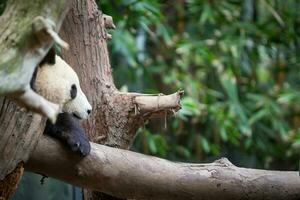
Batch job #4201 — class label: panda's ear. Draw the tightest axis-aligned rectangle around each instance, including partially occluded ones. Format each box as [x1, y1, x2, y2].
[39, 47, 56, 67]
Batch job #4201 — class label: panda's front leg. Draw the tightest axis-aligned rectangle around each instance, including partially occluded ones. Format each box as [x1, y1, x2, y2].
[44, 113, 91, 156]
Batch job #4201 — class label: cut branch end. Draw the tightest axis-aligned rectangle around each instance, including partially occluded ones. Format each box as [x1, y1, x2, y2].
[134, 90, 184, 118]
[33, 16, 69, 49]
[103, 14, 116, 30]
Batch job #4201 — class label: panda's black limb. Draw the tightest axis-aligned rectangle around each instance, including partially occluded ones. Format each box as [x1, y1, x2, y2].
[44, 113, 91, 156]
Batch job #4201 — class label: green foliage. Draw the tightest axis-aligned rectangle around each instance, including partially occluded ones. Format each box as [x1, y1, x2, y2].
[100, 0, 300, 169]
[0, 0, 7, 15]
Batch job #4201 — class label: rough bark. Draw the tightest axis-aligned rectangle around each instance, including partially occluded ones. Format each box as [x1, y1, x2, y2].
[59, 0, 182, 199]
[2, 1, 299, 200]
[0, 0, 70, 180]
[26, 135, 300, 200]
[0, 0, 70, 199]
[0, 163, 23, 200]
[59, 0, 181, 148]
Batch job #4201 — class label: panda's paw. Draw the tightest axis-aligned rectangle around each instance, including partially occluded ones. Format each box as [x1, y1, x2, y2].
[44, 113, 91, 156]
[67, 134, 91, 156]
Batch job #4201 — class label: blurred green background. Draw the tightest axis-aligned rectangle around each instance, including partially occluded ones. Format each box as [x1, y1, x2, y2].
[1, 0, 299, 199]
[103, 0, 300, 170]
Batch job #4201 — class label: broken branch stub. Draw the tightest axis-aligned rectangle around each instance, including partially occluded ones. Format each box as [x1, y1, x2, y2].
[103, 14, 116, 30]
[102, 14, 115, 40]
[33, 16, 70, 50]
[134, 90, 184, 118]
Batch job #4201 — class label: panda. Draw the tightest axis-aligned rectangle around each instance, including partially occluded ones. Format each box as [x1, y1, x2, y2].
[31, 47, 92, 156]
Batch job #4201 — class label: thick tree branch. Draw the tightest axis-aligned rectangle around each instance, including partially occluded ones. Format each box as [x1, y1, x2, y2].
[0, 0, 70, 120]
[26, 135, 300, 200]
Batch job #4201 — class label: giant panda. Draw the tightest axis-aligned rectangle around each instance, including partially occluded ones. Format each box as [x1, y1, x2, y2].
[31, 47, 92, 156]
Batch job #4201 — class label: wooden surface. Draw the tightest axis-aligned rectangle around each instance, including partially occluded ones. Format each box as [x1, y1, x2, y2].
[59, 1, 182, 199]
[0, 98, 44, 180]
[26, 135, 300, 200]
[0, 0, 70, 198]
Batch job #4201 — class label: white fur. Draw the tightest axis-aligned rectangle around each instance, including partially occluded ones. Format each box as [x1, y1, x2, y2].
[35, 55, 92, 119]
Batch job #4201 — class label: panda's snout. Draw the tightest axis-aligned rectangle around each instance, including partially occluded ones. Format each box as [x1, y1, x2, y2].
[87, 109, 92, 115]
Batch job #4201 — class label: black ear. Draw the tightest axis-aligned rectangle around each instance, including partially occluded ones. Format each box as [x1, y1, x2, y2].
[39, 47, 56, 67]
[70, 84, 77, 99]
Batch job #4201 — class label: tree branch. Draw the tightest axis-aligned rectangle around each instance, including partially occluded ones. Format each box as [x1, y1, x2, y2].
[133, 90, 183, 118]
[0, 0, 70, 120]
[26, 135, 300, 200]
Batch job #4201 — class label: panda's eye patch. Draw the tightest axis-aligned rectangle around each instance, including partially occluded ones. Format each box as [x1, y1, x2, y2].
[70, 84, 77, 99]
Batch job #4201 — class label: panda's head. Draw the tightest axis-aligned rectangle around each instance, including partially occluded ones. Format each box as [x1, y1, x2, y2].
[35, 54, 92, 120]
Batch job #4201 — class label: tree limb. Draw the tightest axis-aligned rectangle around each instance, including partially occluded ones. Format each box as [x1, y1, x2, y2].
[133, 90, 183, 118]
[26, 135, 300, 200]
[0, 0, 70, 121]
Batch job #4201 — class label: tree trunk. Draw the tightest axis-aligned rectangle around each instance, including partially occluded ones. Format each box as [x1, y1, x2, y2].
[59, 0, 181, 199]
[0, 0, 180, 198]
[0, 0, 70, 199]
[2, 0, 300, 199]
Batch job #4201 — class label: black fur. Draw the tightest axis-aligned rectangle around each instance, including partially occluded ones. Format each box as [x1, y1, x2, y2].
[44, 113, 91, 156]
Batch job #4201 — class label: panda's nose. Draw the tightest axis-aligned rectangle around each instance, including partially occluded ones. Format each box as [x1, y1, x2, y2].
[87, 109, 92, 115]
